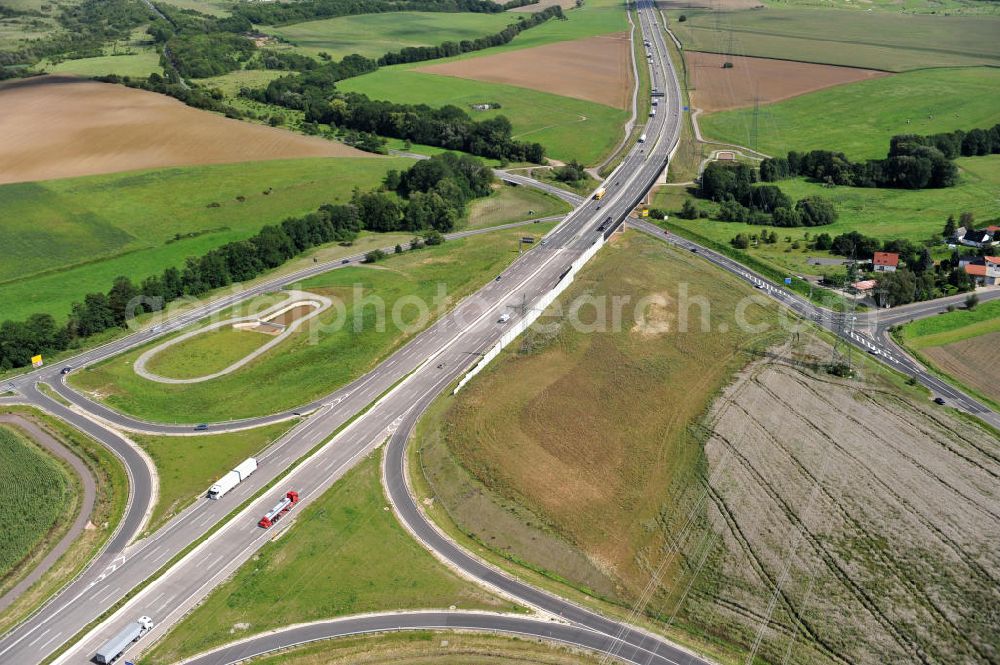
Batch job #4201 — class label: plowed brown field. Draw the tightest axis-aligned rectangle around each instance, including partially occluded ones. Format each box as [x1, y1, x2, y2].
[416, 33, 632, 109]
[921, 331, 1000, 404]
[0, 76, 369, 185]
[686, 51, 887, 112]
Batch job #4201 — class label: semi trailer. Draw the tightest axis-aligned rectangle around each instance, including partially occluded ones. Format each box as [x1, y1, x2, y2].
[94, 616, 153, 664]
[208, 457, 258, 499]
[258, 490, 299, 528]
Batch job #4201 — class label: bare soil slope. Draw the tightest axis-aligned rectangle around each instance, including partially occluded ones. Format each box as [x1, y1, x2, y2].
[0, 76, 369, 185]
[416, 33, 632, 109]
[686, 52, 887, 112]
[921, 331, 1000, 405]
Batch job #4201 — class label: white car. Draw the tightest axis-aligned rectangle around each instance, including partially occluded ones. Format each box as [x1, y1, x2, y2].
[498, 313, 511, 324]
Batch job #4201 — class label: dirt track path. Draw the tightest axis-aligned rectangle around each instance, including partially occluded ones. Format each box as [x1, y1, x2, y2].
[0, 414, 96, 613]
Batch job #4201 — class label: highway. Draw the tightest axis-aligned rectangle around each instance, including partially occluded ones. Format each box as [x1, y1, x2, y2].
[0, 3, 689, 662]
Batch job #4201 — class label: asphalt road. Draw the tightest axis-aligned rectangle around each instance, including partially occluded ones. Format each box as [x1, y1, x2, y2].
[182, 612, 704, 665]
[0, 2, 694, 662]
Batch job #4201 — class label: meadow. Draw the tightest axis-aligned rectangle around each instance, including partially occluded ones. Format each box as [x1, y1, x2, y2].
[69, 223, 556, 423]
[898, 300, 1000, 349]
[668, 6, 1000, 71]
[465, 183, 571, 229]
[42, 51, 162, 78]
[698, 67, 1000, 160]
[263, 11, 515, 61]
[143, 450, 509, 665]
[339, 69, 628, 165]
[0, 425, 74, 594]
[144, 326, 276, 380]
[661, 155, 1000, 279]
[0, 156, 409, 322]
[133, 420, 297, 535]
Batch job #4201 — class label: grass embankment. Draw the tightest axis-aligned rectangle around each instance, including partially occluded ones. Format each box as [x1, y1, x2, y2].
[245, 632, 619, 665]
[133, 421, 299, 536]
[659, 154, 1000, 280]
[0, 426, 76, 594]
[668, 6, 1000, 71]
[143, 450, 511, 665]
[465, 183, 571, 229]
[70, 222, 556, 423]
[0, 407, 127, 636]
[263, 11, 516, 61]
[339, 69, 628, 166]
[0, 157, 410, 322]
[698, 67, 1000, 160]
[144, 326, 275, 380]
[414, 230, 785, 662]
[895, 300, 1000, 407]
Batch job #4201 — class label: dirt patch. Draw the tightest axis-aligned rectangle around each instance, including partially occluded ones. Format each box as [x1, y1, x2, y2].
[657, 0, 763, 8]
[268, 304, 319, 326]
[920, 331, 1000, 404]
[685, 51, 888, 112]
[0, 75, 371, 185]
[509, 0, 579, 11]
[415, 33, 632, 109]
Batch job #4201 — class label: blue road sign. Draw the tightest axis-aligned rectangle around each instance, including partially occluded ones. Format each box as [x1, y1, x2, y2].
[784, 277, 793, 285]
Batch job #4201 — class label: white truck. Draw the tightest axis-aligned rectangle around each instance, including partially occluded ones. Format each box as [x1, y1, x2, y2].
[639, 133, 647, 143]
[208, 457, 258, 499]
[94, 616, 153, 664]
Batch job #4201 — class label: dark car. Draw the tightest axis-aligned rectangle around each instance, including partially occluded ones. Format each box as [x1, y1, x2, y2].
[933, 397, 946, 405]
[60, 366, 72, 375]
[194, 424, 208, 431]
[341, 258, 350, 264]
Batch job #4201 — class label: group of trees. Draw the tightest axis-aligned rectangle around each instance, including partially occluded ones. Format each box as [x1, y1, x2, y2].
[378, 6, 562, 65]
[0, 0, 148, 72]
[0, 153, 495, 371]
[700, 162, 837, 227]
[165, 32, 256, 78]
[758, 125, 1000, 190]
[232, 0, 521, 24]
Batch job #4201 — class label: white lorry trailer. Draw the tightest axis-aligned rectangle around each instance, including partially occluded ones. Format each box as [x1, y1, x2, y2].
[94, 616, 153, 664]
[208, 457, 258, 499]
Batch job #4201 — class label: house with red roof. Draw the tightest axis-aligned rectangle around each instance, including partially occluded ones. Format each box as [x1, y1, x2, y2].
[872, 251, 899, 273]
[962, 256, 1000, 286]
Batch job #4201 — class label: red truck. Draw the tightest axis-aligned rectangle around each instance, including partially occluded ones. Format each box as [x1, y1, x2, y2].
[258, 491, 299, 528]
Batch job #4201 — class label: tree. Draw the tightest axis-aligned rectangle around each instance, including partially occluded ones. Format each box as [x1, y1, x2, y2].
[363, 249, 387, 263]
[966, 293, 979, 310]
[678, 199, 698, 220]
[943, 214, 957, 239]
[730, 233, 750, 249]
[795, 196, 837, 226]
[813, 232, 833, 250]
[395, 244, 403, 254]
[107, 276, 139, 327]
[959, 211, 975, 228]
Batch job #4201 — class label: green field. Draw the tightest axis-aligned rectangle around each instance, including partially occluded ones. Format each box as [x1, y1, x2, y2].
[339, 69, 628, 165]
[669, 6, 1000, 71]
[699, 67, 1000, 161]
[196, 69, 287, 96]
[264, 12, 515, 61]
[143, 450, 510, 665]
[69, 222, 556, 422]
[0, 156, 409, 322]
[42, 51, 162, 78]
[144, 326, 276, 380]
[159, 0, 232, 16]
[898, 300, 1000, 349]
[465, 182, 571, 229]
[661, 154, 1000, 279]
[133, 420, 297, 534]
[0, 425, 74, 592]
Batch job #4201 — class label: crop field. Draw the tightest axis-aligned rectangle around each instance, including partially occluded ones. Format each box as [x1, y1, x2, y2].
[263, 12, 515, 61]
[417, 32, 633, 109]
[339, 69, 628, 165]
[415, 231, 1000, 662]
[0, 156, 409, 322]
[159, 0, 232, 16]
[664, 154, 1000, 278]
[897, 300, 1000, 405]
[133, 420, 297, 534]
[668, 6, 1000, 71]
[0, 76, 369, 186]
[0, 426, 74, 593]
[465, 182, 571, 229]
[196, 69, 287, 96]
[685, 51, 887, 113]
[42, 51, 162, 78]
[143, 450, 509, 665]
[69, 222, 557, 422]
[246, 632, 620, 665]
[698, 67, 1000, 160]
